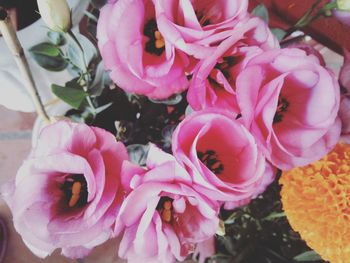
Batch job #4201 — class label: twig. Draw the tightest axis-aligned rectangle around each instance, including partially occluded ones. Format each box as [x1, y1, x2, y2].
[0, 8, 50, 124]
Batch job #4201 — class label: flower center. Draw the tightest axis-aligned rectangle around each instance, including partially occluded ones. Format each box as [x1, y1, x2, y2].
[156, 196, 173, 223]
[197, 150, 224, 175]
[195, 11, 212, 26]
[214, 56, 236, 80]
[273, 97, 289, 124]
[143, 19, 165, 56]
[62, 174, 88, 208]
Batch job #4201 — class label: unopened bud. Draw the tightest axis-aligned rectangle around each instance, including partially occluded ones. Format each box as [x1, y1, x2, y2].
[37, 0, 72, 32]
[336, 0, 350, 12]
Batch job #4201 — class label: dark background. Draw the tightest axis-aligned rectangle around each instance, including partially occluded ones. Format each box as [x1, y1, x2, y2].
[0, 0, 40, 29]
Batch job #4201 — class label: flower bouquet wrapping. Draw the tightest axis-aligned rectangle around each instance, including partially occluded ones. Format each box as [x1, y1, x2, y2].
[1, 0, 350, 262]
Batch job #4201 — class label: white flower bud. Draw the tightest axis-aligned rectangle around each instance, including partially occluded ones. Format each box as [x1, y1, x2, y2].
[37, 0, 72, 32]
[336, 0, 350, 12]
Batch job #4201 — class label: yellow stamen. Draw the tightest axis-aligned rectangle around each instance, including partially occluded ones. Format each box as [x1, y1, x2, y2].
[154, 31, 165, 49]
[155, 39, 165, 49]
[68, 182, 81, 207]
[163, 200, 172, 210]
[161, 200, 172, 223]
[154, 30, 162, 40]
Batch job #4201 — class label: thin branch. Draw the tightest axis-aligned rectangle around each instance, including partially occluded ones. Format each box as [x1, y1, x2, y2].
[0, 7, 50, 123]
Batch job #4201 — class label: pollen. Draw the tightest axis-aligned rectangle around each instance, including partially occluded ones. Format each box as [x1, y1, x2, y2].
[280, 143, 350, 263]
[161, 200, 173, 223]
[68, 182, 82, 208]
[154, 31, 165, 49]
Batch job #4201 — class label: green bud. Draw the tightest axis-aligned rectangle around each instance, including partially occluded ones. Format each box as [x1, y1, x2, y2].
[37, 0, 72, 32]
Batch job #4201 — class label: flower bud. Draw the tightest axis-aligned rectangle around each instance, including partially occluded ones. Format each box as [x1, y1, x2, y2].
[37, 0, 72, 32]
[336, 0, 350, 11]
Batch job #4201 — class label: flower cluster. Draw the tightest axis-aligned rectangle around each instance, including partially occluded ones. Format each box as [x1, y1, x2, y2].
[280, 143, 350, 263]
[98, 0, 341, 171]
[2, 0, 344, 262]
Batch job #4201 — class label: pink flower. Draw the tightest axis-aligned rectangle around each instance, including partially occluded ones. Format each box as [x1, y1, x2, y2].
[2, 121, 128, 258]
[187, 17, 278, 112]
[236, 48, 341, 170]
[97, 0, 189, 99]
[116, 145, 219, 263]
[283, 42, 326, 66]
[155, 0, 250, 58]
[172, 110, 276, 210]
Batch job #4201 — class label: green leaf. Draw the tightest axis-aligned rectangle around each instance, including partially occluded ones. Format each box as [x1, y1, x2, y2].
[89, 63, 109, 97]
[29, 43, 67, 71]
[127, 144, 150, 166]
[66, 33, 97, 71]
[252, 4, 269, 24]
[294, 251, 323, 261]
[30, 54, 68, 71]
[95, 102, 113, 114]
[271, 28, 287, 42]
[149, 94, 182, 105]
[262, 212, 285, 221]
[84, 10, 98, 23]
[51, 84, 87, 109]
[47, 31, 66, 46]
[29, 43, 61, 57]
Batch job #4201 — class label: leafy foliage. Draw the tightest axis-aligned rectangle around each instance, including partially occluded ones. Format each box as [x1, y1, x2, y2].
[29, 42, 67, 71]
[252, 4, 269, 23]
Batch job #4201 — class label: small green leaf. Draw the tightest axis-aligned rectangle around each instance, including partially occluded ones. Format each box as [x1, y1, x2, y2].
[252, 4, 269, 24]
[262, 212, 285, 221]
[84, 10, 98, 22]
[47, 31, 66, 46]
[29, 43, 67, 71]
[89, 63, 109, 97]
[149, 93, 182, 105]
[30, 54, 68, 71]
[95, 102, 113, 114]
[127, 144, 150, 166]
[271, 28, 287, 42]
[51, 84, 87, 109]
[29, 43, 61, 57]
[66, 33, 97, 71]
[294, 251, 323, 261]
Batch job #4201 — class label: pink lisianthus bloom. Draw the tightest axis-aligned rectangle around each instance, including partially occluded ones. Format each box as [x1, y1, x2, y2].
[172, 110, 276, 210]
[97, 0, 189, 99]
[2, 121, 128, 259]
[154, 0, 250, 59]
[187, 17, 278, 112]
[236, 48, 341, 170]
[283, 42, 326, 66]
[115, 145, 219, 263]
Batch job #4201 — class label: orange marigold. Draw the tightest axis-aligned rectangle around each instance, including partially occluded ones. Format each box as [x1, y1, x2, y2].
[280, 143, 350, 263]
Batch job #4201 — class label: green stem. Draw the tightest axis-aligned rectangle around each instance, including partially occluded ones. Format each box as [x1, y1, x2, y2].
[67, 29, 88, 73]
[66, 30, 96, 115]
[283, 0, 338, 39]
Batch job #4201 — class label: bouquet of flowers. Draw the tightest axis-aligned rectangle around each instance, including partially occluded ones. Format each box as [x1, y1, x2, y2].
[1, 0, 350, 262]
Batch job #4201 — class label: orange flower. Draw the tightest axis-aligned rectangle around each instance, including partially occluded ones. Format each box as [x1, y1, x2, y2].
[280, 143, 350, 263]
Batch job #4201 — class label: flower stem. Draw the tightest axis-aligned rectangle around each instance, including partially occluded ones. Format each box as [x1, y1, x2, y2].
[0, 8, 50, 124]
[283, 0, 338, 39]
[66, 29, 96, 115]
[67, 29, 88, 73]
